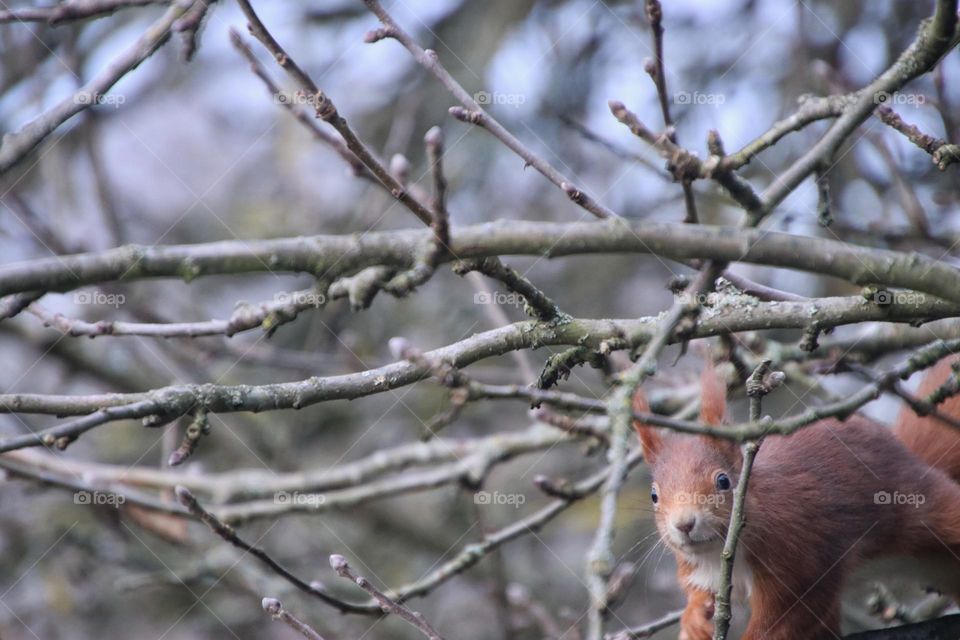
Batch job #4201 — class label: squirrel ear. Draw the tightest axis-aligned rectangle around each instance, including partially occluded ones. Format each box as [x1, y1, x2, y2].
[632, 386, 662, 464]
[699, 357, 727, 426]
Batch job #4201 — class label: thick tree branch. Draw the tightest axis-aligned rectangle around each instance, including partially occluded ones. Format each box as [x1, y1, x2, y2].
[1, 294, 955, 418]
[4, 221, 960, 304]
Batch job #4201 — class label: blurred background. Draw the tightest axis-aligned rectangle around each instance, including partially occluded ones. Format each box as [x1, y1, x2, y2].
[1, 0, 959, 637]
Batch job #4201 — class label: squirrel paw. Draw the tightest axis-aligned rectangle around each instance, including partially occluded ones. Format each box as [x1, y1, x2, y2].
[679, 610, 714, 640]
[679, 625, 713, 640]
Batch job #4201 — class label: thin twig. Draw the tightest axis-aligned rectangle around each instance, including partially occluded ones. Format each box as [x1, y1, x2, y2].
[384, 448, 644, 604]
[713, 360, 783, 639]
[0, 291, 44, 320]
[609, 101, 763, 217]
[876, 105, 960, 171]
[361, 0, 616, 219]
[643, 0, 699, 224]
[0, 0, 167, 24]
[605, 609, 683, 639]
[25, 288, 325, 338]
[453, 257, 565, 322]
[229, 30, 368, 177]
[174, 0, 216, 62]
[174, 486, 369, 614]
[261, 597, 326, 640]
[235, 0, 433, 225]
[330, 554, 446, 639]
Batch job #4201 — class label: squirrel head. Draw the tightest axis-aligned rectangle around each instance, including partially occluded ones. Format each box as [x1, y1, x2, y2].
[633, 359, 740, 558]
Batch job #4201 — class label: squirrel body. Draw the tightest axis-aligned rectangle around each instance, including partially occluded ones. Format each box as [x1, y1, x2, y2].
[635, 357, 960, 640]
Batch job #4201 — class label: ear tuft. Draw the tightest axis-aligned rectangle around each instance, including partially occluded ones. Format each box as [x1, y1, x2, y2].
[632, 386, 662, 464]
[700, 357, 727, 426]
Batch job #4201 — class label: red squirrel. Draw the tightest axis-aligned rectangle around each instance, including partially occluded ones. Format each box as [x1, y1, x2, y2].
[633, 355, 960, 640]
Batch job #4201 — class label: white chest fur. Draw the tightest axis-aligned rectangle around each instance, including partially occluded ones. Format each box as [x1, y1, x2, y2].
[684, 552, 755, 602]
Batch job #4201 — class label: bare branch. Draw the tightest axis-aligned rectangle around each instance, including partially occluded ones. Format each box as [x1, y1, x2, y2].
[173, 0, 216, 62]
[0, 0, 167, 24]
[330, 554, 446, 640]
[4, 221, 960, 304]
[25, 288, 325, 338]
[229, 30, 368, 177]
[361, 0, 616, 220]
[262, 598, 326, 640]
[713, 361, 783, 639]
[759, 0, 960, 219]
[235, 0, 433, 225]
[642, 0, 699, 224]
[453, 257, 565, 322]
[0, 0, 198, 173]
[2, 295, 958, 454]
[174, 486, 369, 614]
[876, 105, 960, 170]
[605, 609, 683, 639]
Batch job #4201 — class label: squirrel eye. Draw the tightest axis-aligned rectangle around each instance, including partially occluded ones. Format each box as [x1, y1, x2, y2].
[651, 487, 659, 504]
[715, 473, 732, 491]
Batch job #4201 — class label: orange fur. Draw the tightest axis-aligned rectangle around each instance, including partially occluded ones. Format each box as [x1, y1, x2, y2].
[698, 358, 726, 426]
[633, 355, 960, 639]
[632, 382, 661, 464]
[894, 354, 960, 482]
[677, 559, 714, 640]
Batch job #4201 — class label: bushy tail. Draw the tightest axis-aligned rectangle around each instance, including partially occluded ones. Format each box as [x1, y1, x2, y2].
[894, 354, 960, 483]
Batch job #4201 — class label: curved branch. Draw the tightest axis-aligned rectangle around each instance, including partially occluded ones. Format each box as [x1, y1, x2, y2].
[0, 294, 957, 454]
[4, 220, 960, 303]
[0, 293, 955, 418]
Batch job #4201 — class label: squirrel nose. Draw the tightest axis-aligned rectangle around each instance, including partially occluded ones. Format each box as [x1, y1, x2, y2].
[674, 517, 697, 535]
